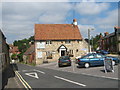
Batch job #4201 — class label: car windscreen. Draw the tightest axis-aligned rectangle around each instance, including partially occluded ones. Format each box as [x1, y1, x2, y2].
[59, 56, 70, 60]
[81, 54, 92, 59]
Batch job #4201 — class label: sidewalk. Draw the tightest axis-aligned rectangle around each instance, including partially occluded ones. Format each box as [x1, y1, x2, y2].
[4, 75, 24, 89]
[3, 64, 24, 89]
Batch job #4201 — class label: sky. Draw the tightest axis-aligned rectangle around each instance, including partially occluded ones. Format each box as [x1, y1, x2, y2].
[0, 0, 119, 44]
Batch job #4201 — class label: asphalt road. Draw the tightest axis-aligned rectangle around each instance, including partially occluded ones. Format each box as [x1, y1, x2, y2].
[13, 63, 119, 88]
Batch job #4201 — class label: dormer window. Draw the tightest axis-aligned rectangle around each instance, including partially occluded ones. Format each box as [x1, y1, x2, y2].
[65, 40, 71, 44]
[46, 40, 52, 44]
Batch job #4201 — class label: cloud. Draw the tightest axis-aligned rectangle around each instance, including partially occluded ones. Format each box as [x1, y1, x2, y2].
[38, 3, 72, 24]
[77, 8, 118, 37]
[75, 2, 110, 15]
[78, 24, 95, 38]
[2, 2, 72, 43]
[2, 2, 118, 44]
[95, 9, 118, 25]
[78, 8, 118, 32]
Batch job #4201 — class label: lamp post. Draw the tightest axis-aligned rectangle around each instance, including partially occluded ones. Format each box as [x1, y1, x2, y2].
[88, 28, 94, 53]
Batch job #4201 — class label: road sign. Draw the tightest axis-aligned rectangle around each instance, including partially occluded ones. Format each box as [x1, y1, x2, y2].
[25, 72, 39, 79]
[104, 57, 114, 73]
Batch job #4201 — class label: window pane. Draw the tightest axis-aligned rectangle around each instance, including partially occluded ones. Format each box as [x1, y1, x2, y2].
[37, 51, 42, 58]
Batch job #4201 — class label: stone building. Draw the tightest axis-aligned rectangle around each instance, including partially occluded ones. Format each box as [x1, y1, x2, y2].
[34, 19, 88, 65]
[9, 44, 20, 60]
[23, 44, 35, 64]
[0, 29, 10, 70]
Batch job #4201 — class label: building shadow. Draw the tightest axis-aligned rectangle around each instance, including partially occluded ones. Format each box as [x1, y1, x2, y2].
[2, 63, 18, 89]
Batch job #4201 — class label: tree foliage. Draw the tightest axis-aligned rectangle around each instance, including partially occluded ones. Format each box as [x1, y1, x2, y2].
[90, 33, 103, 51]
[11, 54, 18, 60]
[13, 36, 34, 61]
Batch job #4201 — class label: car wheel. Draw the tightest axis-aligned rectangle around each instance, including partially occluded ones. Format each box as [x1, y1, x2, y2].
[84, 63, 90, 68]
[58, 65, 61, 67]
[112, 61, 115, 66]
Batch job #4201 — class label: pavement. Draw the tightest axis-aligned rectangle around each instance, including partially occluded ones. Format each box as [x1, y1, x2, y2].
[3, 64, 24, 89]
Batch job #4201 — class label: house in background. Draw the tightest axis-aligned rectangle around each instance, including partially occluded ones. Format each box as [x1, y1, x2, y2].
[34, 19, 88, 65]
[98, 27, 120, 53]
[9, 44, 20, 60]
[23, 44, 35, 64]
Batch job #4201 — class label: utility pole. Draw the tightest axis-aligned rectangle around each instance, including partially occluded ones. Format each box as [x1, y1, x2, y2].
[88, 28, 94, 53]
[88, 29, 90, 53]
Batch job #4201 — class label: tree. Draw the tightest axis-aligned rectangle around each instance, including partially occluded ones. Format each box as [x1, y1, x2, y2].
[13, 36, 34, 61]
[11, 54, 18, 60]
[90, 33, 103, 51]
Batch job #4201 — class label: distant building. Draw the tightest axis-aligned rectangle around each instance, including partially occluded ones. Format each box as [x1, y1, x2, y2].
[9, 44, 20, 55]
[23, 44, 35, 64]
[34, 19, 88, 65]
[98, 27, 120, 53]
[0, 29, 10, 69]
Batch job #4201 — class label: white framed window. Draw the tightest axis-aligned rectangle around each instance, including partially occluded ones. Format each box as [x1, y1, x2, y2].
[37, 51, 42, 58]
[69, 50, 73, 54]
[46, 51, 52, 59]
[37, 42, 45, 49]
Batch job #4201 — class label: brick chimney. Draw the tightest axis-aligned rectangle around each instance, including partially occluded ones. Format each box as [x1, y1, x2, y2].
[104, 32, 109, 36]
[73, 19, 77, 26]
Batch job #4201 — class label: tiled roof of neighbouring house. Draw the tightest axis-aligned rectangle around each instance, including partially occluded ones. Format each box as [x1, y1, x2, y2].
[9, 45, 19, 53]
[24, 45, 35, 55]
[34, 24, 82, 40]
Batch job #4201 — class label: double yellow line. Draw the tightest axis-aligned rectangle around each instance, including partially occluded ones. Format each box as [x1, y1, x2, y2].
[15, 71, 32, 90]
[12, 64, 32, 90]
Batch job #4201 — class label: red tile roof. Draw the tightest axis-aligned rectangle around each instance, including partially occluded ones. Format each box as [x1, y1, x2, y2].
[9, 45, 19, 54]
[24, 45, 35, 55]
[114, 26, 120, 29]
[34, 24, 82, 40]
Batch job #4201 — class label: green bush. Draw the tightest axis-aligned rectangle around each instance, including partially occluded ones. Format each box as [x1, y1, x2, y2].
[17, 53, 23, 62]
[11, 54, 17, 60]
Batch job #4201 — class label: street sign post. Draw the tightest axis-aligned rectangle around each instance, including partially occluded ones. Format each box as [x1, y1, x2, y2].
[104, 57, 114, 73]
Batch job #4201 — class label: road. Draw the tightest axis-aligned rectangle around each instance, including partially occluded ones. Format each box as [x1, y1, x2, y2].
[13, 63, 119, 88]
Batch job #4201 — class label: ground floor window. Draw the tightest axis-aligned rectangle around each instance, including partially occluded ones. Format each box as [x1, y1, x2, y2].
[37, 51, 42, 59]
[69, 50, 74, 57]
[46, 51, 52, 59]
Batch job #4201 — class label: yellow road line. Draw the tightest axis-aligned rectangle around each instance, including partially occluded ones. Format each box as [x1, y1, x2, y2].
[15, 71, 32, 90]
[15, 71, 28, 90]
[12, 64, 32, 90]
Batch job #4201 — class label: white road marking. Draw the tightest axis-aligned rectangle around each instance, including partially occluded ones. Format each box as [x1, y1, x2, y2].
[54, 76, 86, 87]
[81, 73, 118, 80]
[25, 72, 39, 79]
[33, 69, 45, 74]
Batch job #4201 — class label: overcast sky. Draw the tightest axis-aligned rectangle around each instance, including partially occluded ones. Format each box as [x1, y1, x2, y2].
[0, 0, 119, 44]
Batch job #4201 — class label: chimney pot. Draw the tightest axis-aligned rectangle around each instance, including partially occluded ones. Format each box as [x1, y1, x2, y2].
[73, 18, 77, 26]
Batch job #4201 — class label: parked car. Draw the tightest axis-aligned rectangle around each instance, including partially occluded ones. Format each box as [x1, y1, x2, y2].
[96, 50, 110, 55]
[58, 56, 71, 67]
[77, 53, 119, 68]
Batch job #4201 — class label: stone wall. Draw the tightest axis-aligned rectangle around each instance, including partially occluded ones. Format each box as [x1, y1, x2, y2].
[35, 40, 88, 65]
